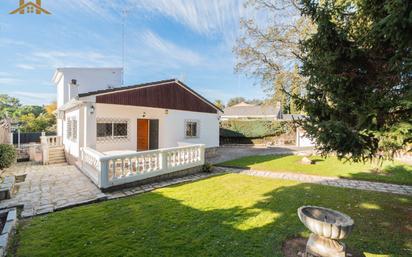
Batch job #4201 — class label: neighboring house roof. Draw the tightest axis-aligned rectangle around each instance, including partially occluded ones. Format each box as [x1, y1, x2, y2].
[222, 103, 282, 118]
[78, 79, 223, 114]
[282, 114, 307, 121]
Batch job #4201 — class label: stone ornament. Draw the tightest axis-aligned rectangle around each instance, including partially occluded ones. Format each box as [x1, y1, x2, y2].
[298, 206, 354, 257]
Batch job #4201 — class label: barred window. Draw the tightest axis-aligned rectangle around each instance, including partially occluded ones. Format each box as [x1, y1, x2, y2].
[185, 120, 199, 138]
[66, 120, 72, 139]
[97, 119, 128, 141]
[72, 119, 77, 140]
[66, 118, 77, 141]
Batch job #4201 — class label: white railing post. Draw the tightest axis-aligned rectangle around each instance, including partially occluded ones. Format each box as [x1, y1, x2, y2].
[100, 159, 109, 188]
[199, 144, 205, 164]
[160, 150, 167, 171]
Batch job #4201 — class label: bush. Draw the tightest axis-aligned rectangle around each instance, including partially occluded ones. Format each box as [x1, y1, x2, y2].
[0, 144, 16, 170]
[202, 163, 213, 173]
[220, 120, 294, 138]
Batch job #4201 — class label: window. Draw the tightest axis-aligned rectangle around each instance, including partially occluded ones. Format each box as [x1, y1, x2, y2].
[66, 120, 72, 139]
[66, 118, 77, 141]
[185, 120, 199, 138]
[97, 119, 129, 141]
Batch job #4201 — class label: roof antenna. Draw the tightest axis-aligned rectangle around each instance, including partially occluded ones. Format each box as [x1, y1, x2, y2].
[121, 8, 128, 86]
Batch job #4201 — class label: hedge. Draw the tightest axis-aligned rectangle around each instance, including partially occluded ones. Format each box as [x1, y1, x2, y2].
[220, 120, 294, 138]
[0, 144, 16, 170]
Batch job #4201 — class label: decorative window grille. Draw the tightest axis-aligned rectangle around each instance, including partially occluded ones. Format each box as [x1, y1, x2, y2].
[66, 117, 77, 142]
[66, 120, 72, 139]
[72, 119, 77, 140]
[185, 120, 199, 138]
[97, 118, 129, 142]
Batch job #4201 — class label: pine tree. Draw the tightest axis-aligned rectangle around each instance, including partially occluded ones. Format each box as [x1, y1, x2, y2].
[299, 0, 412, 161]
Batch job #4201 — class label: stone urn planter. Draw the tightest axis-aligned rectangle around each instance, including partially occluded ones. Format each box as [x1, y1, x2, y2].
[298, 206, 354, 257]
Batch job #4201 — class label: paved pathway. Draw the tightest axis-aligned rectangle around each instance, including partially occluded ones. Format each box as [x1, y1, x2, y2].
[216, 166, 412, 196]
[0, 162, 105, 217]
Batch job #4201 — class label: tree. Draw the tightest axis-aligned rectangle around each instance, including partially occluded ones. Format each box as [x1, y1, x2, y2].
[227, 97, 247, 107]
[234, 0, 314, 112]
[214, 100, 225, 110]
[273, 72, 288, 112]
[248, 99, 264, 105]
[0, 94, 21, 119]
[19, 113, 56, 132]
[15, 105, 44, 117]
[289, 64, 302, 114]
[298, 0, 412, 161]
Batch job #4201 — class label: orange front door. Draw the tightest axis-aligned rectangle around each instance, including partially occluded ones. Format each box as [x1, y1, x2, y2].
[137, 119, 149, 151]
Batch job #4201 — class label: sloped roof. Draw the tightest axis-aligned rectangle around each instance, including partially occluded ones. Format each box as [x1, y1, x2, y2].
[79, 79, 222, 113]
[223, 104, 281, 118]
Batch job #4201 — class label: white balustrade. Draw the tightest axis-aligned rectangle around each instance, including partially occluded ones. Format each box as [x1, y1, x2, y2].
[80, 144, 205, 189]
[40, 136, 62, 147]
[40, 135, 63, 165]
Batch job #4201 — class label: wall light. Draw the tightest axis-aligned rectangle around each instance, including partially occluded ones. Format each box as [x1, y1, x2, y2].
[165, 109, 169, 115]
[142, 112, 146, 118]
[90, 105, 95, 115]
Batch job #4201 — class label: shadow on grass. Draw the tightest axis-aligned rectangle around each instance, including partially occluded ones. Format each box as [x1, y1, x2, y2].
[14, 175, 412, 257]
[221, 154, 412, 185]
[343, 164, 412, 185]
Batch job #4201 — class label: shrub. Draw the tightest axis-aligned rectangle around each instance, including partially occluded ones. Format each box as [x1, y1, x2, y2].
[0, 144, 16, 170]
[202, 163, 213, 173]
[220, 120, 294, 138]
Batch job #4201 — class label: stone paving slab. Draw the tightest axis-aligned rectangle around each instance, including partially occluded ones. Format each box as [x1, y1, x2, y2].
[216, 167, 412, 196]
[1, 162, 106, 218]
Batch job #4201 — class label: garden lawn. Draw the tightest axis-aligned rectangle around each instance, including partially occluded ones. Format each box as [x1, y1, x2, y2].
[13, 174, 411, 257]
[221, 155, 412, 185]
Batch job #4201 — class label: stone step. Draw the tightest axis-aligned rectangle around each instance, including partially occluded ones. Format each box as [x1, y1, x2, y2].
[48, 159, 66, 164]
[0, 176, 15, 200]
[49, 156, 66, 161]
[49, 149, 64, 154]
[49, 153, 65, 158]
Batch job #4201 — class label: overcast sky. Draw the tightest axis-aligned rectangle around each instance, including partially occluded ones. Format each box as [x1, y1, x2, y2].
[0, 0, 270, 105]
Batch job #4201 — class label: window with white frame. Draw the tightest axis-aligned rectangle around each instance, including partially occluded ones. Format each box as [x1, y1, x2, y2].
[66, 118, 77, 141]
[185, 120, 199, 138]
[97, 119, 129, 141]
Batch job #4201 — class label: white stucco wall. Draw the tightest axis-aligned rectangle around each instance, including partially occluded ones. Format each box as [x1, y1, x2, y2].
[94, 104, 166, 152]
[53, 68, 123, 108]
[94, 103, 219, 152]
[296, 128, 315, 147]
[164, 109, 219, 148]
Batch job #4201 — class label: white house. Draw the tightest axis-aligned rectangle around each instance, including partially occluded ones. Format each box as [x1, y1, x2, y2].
[43, 68, 221, 190]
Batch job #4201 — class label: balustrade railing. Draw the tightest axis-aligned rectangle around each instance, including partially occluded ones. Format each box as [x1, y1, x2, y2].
[40, 135, 63, 165]
[40, 135, 62, 147]
[80, 144, 205, 189]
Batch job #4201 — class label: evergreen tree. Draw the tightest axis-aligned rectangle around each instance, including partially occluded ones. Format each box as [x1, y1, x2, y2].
[299, 0, 412, 161]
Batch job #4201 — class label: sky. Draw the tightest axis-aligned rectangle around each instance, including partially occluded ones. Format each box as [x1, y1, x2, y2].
[0, 0, 269, 106]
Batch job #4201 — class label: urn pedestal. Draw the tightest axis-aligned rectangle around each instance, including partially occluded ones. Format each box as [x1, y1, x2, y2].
[298, 206, 354, 257]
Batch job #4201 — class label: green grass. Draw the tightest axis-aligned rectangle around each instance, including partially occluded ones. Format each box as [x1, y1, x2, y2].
[221, 155, 412, 185]
[13, 174, 412, 257]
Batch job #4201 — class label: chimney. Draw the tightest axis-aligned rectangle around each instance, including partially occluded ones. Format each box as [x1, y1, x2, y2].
[36, 0, 41, 14]
[19, 0, 25, 14]
[69, 79, 79, 100]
